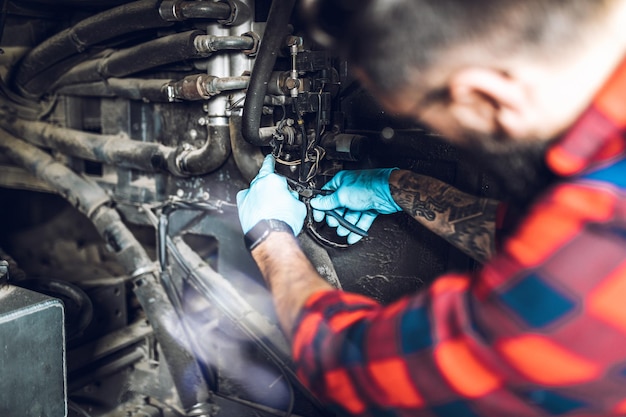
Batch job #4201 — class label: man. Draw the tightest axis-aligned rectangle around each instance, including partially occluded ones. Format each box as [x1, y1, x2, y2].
[237, 0, 626, 415]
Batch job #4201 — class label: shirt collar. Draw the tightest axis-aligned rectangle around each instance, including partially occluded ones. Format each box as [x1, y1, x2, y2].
[546, 57, 626, 177]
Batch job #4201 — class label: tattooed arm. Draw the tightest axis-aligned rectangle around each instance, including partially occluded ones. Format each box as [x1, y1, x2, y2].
[389, 170, 499, 263]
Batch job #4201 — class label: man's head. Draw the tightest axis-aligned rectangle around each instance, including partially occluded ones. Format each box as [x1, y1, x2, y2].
[305, 0, 626, 147]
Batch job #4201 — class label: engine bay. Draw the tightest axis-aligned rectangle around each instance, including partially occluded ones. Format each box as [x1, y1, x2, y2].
[0, 1, 494, 416]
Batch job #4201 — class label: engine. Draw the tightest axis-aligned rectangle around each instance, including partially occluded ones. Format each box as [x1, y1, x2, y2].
[0, 1, 491, 416]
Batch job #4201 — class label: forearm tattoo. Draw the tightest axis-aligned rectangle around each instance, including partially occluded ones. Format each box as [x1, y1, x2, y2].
[390, 171, 498, 263]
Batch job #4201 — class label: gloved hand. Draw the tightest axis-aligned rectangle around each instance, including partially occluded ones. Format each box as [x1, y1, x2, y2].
[237, 155, 307, 235]
[310, 168, 401, 244]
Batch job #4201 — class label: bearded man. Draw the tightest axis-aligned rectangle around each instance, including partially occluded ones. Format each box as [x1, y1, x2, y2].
[237, 1, 626, 415]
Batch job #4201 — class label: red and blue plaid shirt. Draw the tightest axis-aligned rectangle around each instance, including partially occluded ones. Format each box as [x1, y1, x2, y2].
[292, 58, 626, 417]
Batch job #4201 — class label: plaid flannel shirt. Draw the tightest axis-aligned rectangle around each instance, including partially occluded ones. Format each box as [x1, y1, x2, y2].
[292, 57, 626, 417]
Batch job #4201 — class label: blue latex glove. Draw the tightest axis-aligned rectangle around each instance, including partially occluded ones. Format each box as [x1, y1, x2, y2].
[310, 168, 401, 244]
[237, 155, 307, 235]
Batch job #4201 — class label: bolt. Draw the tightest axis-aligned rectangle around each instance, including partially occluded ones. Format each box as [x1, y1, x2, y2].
[189, 129, 199, 140]
[197, 117, 208, 126]
[176, 189, 185, 198]
[285, 78, 300, 90]
[381, 127, 395, 140]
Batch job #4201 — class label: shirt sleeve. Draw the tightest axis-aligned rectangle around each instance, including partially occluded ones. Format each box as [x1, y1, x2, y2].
[291, 182, 626, 417]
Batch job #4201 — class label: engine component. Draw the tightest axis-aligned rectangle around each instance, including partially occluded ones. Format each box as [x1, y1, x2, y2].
[0, 0, 481, 415]
[0, 282, 66, 417]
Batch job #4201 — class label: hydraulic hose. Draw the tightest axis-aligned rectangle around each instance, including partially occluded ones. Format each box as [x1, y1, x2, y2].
[51, 30, 205, 91]
[229, 115, 264, 182]
[0, 118, 179, 174]
[56, 75, 250, 102]
[13, 0, 172, 95]
[242, 0, 296, 146]
[56, 78, 175, 102]
[159, 0, 231, 21]
[0, 128, 212, 412]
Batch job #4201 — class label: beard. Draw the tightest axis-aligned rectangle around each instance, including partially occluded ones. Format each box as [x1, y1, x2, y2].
[459, 129, 557, 209]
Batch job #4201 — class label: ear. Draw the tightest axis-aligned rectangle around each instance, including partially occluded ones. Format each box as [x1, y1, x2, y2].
[447, 67, 531, 138]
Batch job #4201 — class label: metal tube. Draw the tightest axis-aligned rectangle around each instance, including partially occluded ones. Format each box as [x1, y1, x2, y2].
[175, 123, 232, 175]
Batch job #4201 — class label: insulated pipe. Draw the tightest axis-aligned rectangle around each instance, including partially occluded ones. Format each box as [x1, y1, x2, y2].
[13, 0, 172, 94]
[0, 129, 212, 412]
[0, 118, 178, 174]
[57, 78, 175, 102]
[52, 30, 205, 91]
[1, 116, 234, 177]
[242, 0, 296, 146]
[0, 128, 110, 217]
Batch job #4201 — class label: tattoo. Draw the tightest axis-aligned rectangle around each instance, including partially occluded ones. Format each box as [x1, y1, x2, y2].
[390, 171, 498, 263]
[411, 195, 446, 221]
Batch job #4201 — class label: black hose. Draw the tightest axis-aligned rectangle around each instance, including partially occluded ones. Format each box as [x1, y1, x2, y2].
[178, 0, 231, 20]
[242, 0, 296, 146]
[229, 115, 264, 182]
[56, 78, 174, 102]
[52, 30, 204, 91]
[13, 0, 172, 95]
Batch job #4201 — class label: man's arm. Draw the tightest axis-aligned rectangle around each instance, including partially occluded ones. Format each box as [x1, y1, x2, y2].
[250, 231, 333, 336]
[389, 169, 499, 263]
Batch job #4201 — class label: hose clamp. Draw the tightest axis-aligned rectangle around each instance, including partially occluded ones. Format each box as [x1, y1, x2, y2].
[130, 264, 157, 280]
[159, 0, 185, 21]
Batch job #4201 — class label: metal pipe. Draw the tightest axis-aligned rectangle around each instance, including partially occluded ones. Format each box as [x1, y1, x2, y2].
[13, 0, 172, 95]
[52, 30, 205, 91]
[194, 34, 255, 54]
[0, 129, 212, 412]
[242, 0, 296, 146]
[175, 122, 232, 175]
[57, 75, 249, 102]
[167, 74, 249, 101]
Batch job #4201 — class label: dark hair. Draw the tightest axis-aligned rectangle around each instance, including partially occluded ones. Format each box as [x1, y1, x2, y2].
[306, 0, 611, 95]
